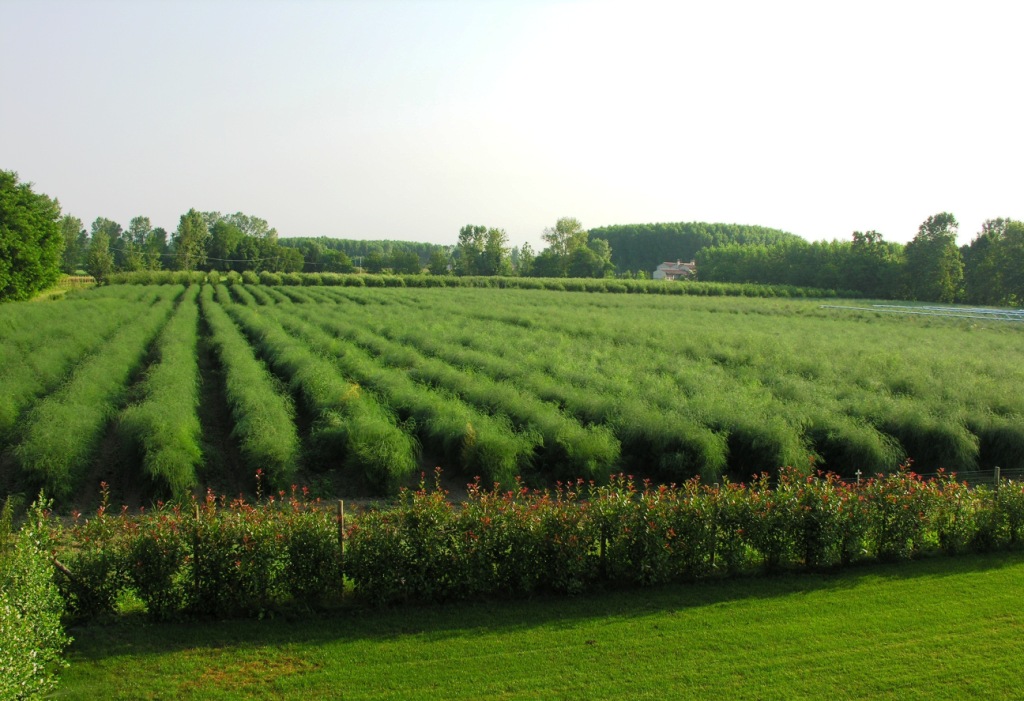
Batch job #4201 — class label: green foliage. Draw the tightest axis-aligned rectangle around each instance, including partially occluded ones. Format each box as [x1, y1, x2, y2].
[427, 248, 450, 275]
[13, 289, 178, 502]
[224, 298, 418, 493]
[541, 217, 588, 258]
[54, 486, 340, 622]
[591, 221, 803, 276]
[904, 212, 963, 303]
[200, 285, 300, 488]
[343, 468, 1024, 605]
[119, 284, 204, 498]
[281, 236, 445, 273]
[171, 208, 210, 271]
[4, 283, 1024, 510]
[531, 217, 614, 279]
[962, 218, 1024, 306]
[0, 498, 71, 699]
[86, 228, 114, 282]
[0, 170, 64, 302]
[454, 225, 511, 276]
[269, 302, 537, 486]
[95, 268, 854, 299]
[0, 287, 164, 446]
[38, 469, 1024, 623]
[59, 214, 87, 274]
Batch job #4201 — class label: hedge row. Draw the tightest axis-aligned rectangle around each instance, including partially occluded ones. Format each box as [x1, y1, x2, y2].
[106, 270, 853, 299]
[48, 467, 1024, 619]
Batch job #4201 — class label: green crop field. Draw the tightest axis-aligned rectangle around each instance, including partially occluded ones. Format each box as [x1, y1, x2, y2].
[2, 281, 1023, 508]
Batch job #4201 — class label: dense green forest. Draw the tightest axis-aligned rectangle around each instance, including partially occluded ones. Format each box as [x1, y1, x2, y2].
[588, 222, 803, 275]
[696, 214, 1024, 306]
[280, 237, 450, 274]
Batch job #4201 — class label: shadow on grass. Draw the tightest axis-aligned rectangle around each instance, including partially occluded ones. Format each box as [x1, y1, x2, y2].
[67, 550, 1024, 663]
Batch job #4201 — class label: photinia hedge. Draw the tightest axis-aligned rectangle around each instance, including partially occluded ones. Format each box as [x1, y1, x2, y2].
[45, 466, 1024, 619]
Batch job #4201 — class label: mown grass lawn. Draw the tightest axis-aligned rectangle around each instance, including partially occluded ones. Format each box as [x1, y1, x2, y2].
[57, 552, 1024, 700]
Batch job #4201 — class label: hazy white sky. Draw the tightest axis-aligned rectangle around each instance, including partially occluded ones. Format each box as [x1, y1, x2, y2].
[3, 0, 1021, 248]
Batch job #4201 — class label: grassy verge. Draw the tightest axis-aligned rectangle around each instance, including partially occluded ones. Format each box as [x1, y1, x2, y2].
[58, 551, 1024, 700]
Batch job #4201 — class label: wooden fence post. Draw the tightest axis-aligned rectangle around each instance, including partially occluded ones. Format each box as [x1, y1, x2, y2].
[337, 500, 345, 579]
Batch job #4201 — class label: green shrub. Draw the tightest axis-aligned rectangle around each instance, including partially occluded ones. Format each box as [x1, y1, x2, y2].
[55, 488, 131, 620]
[188, 493, 288, 618]
[127, 512, 189, 621]
[258, 271, 282, 286]
[0, 498, 71, 699]
[863, 467, 936, 561]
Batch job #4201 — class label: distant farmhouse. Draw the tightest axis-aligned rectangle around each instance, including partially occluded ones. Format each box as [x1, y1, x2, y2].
[652, 260, 696, 280]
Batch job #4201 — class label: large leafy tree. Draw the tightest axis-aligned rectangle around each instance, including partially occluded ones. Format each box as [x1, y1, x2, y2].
[1000, 220, 1024, 305]
[532, 217, 609, 278]
[568, 238, 615, 278]
[172, 208, 210, 271]
[453, 225, 511, 276]
[208, 220, 245, 270]
[480, 228, 512, 276]
[86, 228, 114, 282]
[0, 170, 63, 302]
[843, 230, 903, 298]
[201, 211, 290, 272]
[904, 212, 963, 303]
[389, 250, 422, 274]
[143, 227, 168, 269]
[90, 217, 125, 270]
[541, 216, 588, 258]
[962, 219, 1007, 305]
[59, 214, 87, 274]
[121, 216, 152, 271]
[964, 218, 1024, 306]
[513, 243, 535, 276]
[454, 224, 487, 276]
[427, 248, 450, 275]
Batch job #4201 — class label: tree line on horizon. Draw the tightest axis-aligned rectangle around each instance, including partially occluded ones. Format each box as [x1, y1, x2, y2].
[281, 218, 617, 279]
[694, 213, 1024, 306]
[3, 168, 1022, 306]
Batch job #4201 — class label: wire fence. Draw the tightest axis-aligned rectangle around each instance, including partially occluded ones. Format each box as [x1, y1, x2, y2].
[821, 303, 1024, 323]
[837, 466, 1024, 487]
